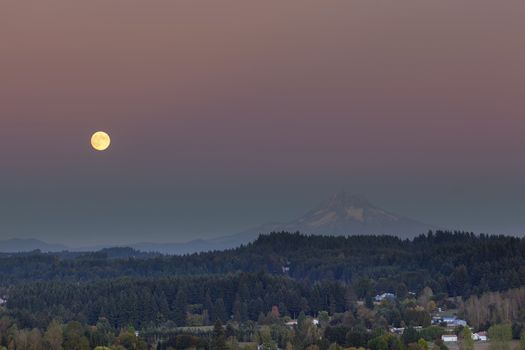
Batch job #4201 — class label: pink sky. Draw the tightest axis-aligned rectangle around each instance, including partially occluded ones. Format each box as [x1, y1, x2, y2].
[1, 1, 525, 244]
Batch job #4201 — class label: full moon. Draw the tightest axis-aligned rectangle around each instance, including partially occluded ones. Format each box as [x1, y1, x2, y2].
[91, 131, 111, 151]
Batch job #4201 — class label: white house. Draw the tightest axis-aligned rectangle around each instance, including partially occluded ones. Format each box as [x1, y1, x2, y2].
[0, 297, 6, 306]
[390, 327, 405, 335]
[258, 345, 283, 350]
[441, 335, 458, 342]
[285, 318, 319, 327]
[375, 293, 396, 302]
[473, 332, 488, 341]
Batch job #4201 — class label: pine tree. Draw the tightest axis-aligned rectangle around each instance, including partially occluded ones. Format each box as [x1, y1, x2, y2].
[489, 324, 512, 350]
[173, 288, 188, 327]
[211, 320, 226, 350]
[460, 327, 474, 350]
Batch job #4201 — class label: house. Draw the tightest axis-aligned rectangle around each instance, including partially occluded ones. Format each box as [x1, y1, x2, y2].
[390, 327, 405, 335]
[433, 316, 467, 327]
[452, 319, 467, 327]
[0, 297, 6, 306]
[285, 318, 319, 328]
[473, 332, 487, 342]
[285, 320, 298, 327]
[441, 335, 458, 342]
[375, 293, 395, 302]
[258, 345, 283, 350]
[431, 317, 442, 325]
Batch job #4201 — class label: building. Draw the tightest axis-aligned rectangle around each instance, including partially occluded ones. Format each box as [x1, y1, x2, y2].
[375, 293, 396, 302]
[442, 335, 458, 342]
[258, 345, 283, 350]
[390, 327, 405, 335]
[433, 316, 467, 327]
[285, 318, 319, 328]
[473, 332, 488, 341]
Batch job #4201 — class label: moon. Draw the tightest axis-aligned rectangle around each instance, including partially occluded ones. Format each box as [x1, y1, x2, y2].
[91, 131, 111, 151]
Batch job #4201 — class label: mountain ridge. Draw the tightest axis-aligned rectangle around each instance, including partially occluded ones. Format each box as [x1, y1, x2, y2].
[0, 192, 438, 254]
[0, 238, 69, 253]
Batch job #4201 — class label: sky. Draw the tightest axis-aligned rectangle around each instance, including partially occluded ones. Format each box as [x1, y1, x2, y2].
[1, 1, 525, 245]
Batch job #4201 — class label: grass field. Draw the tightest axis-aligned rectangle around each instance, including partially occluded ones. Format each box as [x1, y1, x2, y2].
[446, 340, 518, 350]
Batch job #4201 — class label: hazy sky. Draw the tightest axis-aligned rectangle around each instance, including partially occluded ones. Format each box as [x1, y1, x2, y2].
[1, 1, 525, 245]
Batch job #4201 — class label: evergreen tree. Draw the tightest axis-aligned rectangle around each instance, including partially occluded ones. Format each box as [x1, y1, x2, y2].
[402, 327, 419, 345]
[520, 331, 525, 350]
[489, 324, 512, 350]
[211, 320, 226, 350]
[214, 298, 227, 322]
[63, 321, 89, 350]
[173, 288, 188, 327]
[459, 327, 474, 350]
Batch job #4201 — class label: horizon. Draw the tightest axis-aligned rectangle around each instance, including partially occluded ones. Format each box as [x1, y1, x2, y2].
[1, 228, 522, 253]
[2, 1, 525, 245]
[1, 188, 524, 246]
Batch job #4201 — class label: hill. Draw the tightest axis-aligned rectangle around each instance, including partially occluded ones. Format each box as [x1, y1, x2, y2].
[0, 238, 68, 253]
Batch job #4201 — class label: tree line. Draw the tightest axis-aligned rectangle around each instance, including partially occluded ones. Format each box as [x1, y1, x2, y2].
[2, 231, 525, 298]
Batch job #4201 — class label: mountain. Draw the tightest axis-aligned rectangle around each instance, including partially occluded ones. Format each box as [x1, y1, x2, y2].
[0, 192, 438, 254]
[278, 192, 436, 238]
[211, 192, 437, 248]
[0, 238, 68, 253]
[111, 192, 439, 253]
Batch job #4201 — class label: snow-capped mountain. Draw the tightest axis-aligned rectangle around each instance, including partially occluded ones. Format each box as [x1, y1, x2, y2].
[0, 192, 438, 254]
[208, 191, 437, 250]
[277, 191, 435, 238]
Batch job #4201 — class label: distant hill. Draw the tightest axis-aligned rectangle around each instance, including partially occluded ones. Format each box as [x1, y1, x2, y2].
[0, 192, 438, 254]
[78, 247, 161, 259]
[128, 239, 217, 255]
[0, 238, 68, 253]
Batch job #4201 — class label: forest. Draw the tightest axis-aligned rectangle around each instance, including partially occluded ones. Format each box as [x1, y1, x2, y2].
[1, 231, 525, 350]
[1, 231, 524, 295]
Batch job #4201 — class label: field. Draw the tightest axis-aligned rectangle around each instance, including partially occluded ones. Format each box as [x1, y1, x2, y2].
[446, 340, 518, 350]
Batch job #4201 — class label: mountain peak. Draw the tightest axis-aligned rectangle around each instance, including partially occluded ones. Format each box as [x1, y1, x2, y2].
[323, 191, 372, 209]
[275, 191, 436, 238]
